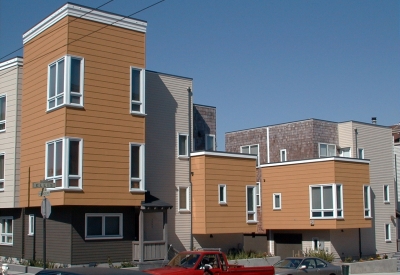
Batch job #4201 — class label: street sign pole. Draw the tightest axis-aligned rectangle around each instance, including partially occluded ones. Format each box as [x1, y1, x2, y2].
[43, 207, 46, 270]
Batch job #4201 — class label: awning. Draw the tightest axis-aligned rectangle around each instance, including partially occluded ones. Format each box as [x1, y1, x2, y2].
[141, 192, 173, 210]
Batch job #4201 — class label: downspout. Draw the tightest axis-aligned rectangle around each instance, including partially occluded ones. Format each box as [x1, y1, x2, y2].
[355, 128, 362, 258]
[187, 87, 193, 250]
[266, 127, 270, 163]
[354, 128, 358, 158]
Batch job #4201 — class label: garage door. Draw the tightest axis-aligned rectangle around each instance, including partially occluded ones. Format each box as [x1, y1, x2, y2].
[274, 233, 302, 258]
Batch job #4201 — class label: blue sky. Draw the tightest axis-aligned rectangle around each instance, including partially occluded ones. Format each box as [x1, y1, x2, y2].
[1, 0, 399, 150]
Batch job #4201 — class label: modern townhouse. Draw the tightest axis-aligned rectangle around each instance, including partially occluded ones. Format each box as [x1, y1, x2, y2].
[225, 118, 396, 260]
[0, 3, 260, 267]
[0, 57, 23, 251]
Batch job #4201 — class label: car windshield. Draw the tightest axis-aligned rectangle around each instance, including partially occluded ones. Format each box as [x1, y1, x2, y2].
[168, 253, 201, 268]
[274, 258, 302, 269]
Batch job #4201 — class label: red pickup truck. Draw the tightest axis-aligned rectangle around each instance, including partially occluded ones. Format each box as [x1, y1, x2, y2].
[145, 250, 275, 275]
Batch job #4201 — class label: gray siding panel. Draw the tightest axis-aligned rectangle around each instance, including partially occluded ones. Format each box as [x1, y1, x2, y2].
[71, 206, 135, 265]
[0, 62, 22, 208]
[145, 71, 192, 251]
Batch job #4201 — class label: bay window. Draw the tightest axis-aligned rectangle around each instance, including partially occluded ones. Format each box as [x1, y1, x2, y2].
[47, 56, 84, 110]
[46, 137, 82, 188]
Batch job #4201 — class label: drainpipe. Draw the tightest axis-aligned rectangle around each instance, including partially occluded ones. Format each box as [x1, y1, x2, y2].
[187, 87, 193, 250]
[354, 129, 358, 158]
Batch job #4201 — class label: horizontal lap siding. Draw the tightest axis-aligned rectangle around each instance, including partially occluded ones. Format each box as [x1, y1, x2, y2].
[192, 156, 206, 233]
[71, 206, 135, 265]
[145, 72, 192, 251]
[0, 209, 23, 259]
[0, 64, 22, 207]
[262, 160, 371, 230]
[20, 18, 69, 207]
[63, 17, 145, 206]
[192, 155, 257, 234]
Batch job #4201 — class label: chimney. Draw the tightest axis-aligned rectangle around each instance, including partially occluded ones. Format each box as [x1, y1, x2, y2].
[371, 117, 377, 124]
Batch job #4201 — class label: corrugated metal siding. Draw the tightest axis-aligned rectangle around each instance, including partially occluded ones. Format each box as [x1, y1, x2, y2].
[352, 122, 396, 255]
[0, 64, 22, 208]
[145, 71, 192, 251]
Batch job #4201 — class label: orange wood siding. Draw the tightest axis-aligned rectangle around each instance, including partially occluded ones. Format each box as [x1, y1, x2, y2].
[192, 154, 257, 234]
[20, 16, 146, 207]
[261, 159, 371, 230]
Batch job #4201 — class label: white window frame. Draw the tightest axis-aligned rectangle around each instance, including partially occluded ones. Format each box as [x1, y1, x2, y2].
[309, 184, 343, 219]
[178, 186, 190, 212]
[130, 67, 145, 114]
[45, 137, 83, 189]
[358, 148, 365, 159]
[339, 147, 351, 158]
[0, 153, 4, 190]
[364, 185, 372, 218]
[318, 143, 336, 157]
[28, 215, 34, 236]
[273, 193, 281, 210]
[47, 55, 84, 111]
[383, 185, 390, 203]
[218, 184, 227, 205]
[256, 182, 261, 206]
[241, 144, 260, 166]
[246, 185, 257, 223]
[129, 143, 145, 191]
[205, 134, 216, 151]
[85, 213, 123, 240]
[385, 223, 391, 242]
[178, 133, 189, 158]
[0, 94, 6, 132]
[280, 149, 287, 162]
[0, 216, 13, 245]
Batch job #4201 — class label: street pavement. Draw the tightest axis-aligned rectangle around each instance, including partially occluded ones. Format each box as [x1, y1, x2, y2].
[5, 270, 400, 275]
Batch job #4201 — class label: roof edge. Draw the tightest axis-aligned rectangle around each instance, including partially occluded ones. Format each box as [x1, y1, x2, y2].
[23, 3, 147, 44]
[0, 57, 23, 71]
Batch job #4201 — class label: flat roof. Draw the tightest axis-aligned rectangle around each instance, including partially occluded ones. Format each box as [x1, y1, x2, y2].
[23, 2, 147, 44]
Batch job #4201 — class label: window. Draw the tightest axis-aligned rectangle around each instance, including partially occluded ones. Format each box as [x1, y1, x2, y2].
[280, 149, 287, 162]
[364, 185, 371, 218]
[28, 215, 34, 236]
[358, 148, 365, 159]
[0, 153, 4, 190]
[47, 56, 84, 110]
[241, 144, 259, 165]
[178, 134, 189, 157]
[310, 184, 343, 218]
[85, 213, 122, 240]
[385, 224, 391, 242]
[383, 185, 390, 203]
[130, 67, 145, 114]
[273, 193, 281, 210]
[46, 138, 82, 189]
[205, 134, 215, 151]
[0, 217, 12, 245]
[130, 143, 144, 191]
[319, 143, 336, 157]
[339, 147, 351, 157]
[179, 186, 190, 212]
[218, 184, 227, 204]
[246, 186, 257, 223]
[256, 182, 261, 206]
[0, 95, 5, 131]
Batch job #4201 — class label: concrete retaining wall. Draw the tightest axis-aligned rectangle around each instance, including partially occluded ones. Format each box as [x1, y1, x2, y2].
[342, 258, 397, 274]
[228, 257, 281, 267]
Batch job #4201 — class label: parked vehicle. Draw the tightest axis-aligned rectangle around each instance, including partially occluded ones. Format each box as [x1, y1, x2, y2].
[274, 257, 341, 275]
[144, 249, 275, 275]
[35, 267, 149, 275]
